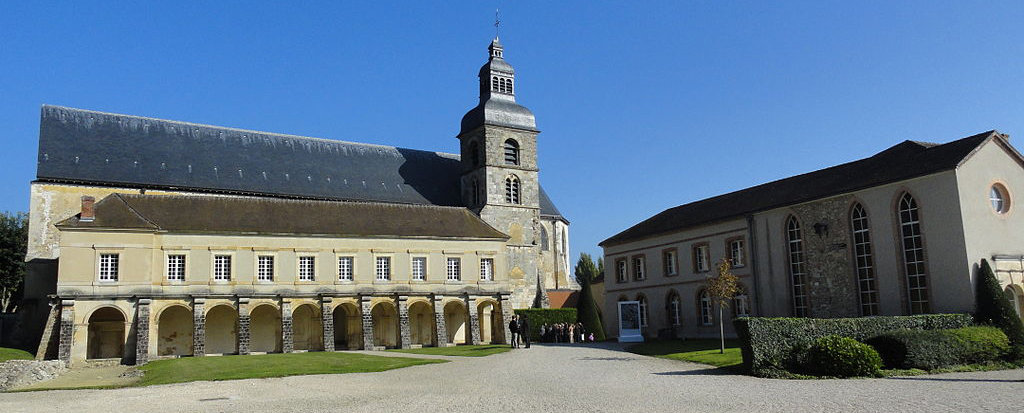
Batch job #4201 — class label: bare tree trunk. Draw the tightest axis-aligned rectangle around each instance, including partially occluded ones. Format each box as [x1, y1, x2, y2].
[719, 305, 725, 354]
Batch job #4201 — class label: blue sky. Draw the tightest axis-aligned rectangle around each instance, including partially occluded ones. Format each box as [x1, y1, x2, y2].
[2, 1, 1024, 261]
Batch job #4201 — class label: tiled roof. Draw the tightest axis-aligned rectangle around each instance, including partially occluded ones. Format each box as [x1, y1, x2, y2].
[601, 130, 1004, 247]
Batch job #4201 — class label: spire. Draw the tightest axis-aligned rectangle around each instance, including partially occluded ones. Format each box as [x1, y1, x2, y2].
[459, 36, 537, 134]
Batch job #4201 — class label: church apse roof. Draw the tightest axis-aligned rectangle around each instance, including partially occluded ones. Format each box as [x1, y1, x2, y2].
[36, 105, 565, 219]
[601, 130, 1006, 247]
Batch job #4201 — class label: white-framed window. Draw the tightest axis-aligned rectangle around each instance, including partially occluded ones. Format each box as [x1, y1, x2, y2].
[298, 256, 316, 281]
[663, 249, 677, 276]
[615, 259, 627, 283]
[730, 239, 745, 267]
[376, 256, 391, 281]
[638, 295, 648, 327]
[851, 203, 879, 316]
[257, 255, 275, 282]
[898, 193, 930, 314]
[213, 254, 232, 281]
[338, 256, 354, 281]
[99, 253, 119, 282]
[166, 254, 186, 282]
[632, 255, 645, 280]
[480, 258, 494, 281]
[669, 293, 681, 326]
[990, 183, 1010, 214]
[411, 257, 426, 281]
[787, 216, 809, 317]
[447, 257, 461, 281]
[693, 244, 709, 272]
[699, 290, 713, 325]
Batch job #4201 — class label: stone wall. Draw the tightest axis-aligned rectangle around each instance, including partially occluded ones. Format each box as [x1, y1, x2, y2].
[790, 195, 860, 318]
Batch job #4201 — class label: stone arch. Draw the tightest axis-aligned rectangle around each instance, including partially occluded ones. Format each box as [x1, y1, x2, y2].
[1006, 285, 1024, 319]
[156, 305, 193, 357]
[250, 304, 282, 353]
[370, 302, 399, 348]
[87, 306, 127, 360]
[408, 301, 436, 347]
[443, 300, 468, 345]
[292, 303, 323, 351]
[205, 304, 238, 354]
[477, 300, 500, 344]
[332, 302, 362, 350]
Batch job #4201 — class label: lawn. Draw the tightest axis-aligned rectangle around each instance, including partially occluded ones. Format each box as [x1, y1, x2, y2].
[627, 339, 743, 369]
[137, 351, 446, 386]
[0, 347, 34, 362]
[388, 344, 511, 357]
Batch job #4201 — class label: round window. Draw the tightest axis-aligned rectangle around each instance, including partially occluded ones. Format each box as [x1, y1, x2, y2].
[990, 184, 1010, 214]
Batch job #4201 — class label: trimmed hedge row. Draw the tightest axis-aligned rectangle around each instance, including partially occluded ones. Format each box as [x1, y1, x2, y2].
[805, 335, 883, 378]
[866, 326, 1009, 370]
[734, 314, 973, 377]
[514, 308, 577, 340]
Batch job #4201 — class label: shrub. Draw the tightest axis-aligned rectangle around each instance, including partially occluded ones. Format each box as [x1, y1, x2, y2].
[514, 308, 577, 340]
[866, 326, 1009, 370]
[733, 314, 972, 377]
[974, 259, 1024, 360]
[805, 335, 882, 377]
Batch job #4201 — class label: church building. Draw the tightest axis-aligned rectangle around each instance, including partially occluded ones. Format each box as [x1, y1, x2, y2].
[600, 131, 1024, 340]
[25, 38, 573, 365]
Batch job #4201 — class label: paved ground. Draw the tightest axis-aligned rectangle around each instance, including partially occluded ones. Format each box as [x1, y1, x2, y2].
[1, 343, 1022, 412]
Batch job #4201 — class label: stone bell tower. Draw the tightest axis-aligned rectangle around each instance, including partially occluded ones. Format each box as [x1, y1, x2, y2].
[458, 37, 544, 308]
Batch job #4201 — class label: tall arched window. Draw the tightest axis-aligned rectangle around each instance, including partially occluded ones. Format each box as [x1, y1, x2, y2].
[503, 139, 520, 165]
[668, 292, 681, 326]
[1006, 287, 1022, 318]
[492, 76, 499, 92]
[698, 290, 712, 326]
[507, 79, 513, 94]
[898, 193, 930, 314]
[850, 203, 879, 316]
[786, 216, 809, 317]
[505, 175, 520, 204]
[471, 179, 480, 206]
[637, 295, 648, 327]
[468, 140, 480, 167]
[540, 226, 549, 251]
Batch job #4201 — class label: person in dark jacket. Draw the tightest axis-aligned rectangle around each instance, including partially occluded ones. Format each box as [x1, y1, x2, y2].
[519, 315, 531, 348]
[508, 315, 519, 348]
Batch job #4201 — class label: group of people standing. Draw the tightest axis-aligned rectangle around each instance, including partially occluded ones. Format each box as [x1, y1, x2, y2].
[507, 316, 595, 348]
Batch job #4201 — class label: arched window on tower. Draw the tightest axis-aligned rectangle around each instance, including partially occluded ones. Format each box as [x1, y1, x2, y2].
[540, 226, 549, 251]
[507, 79, 513, 94]
[469, 140, 480, 167]
[499, 78, 507, 93]
[505, 175, 520, 204]
[492, 76, 500, 92]
[898, 192, 930, 314]
[471, 179, 480, 206]
[504, 139, 520, 165]
[786, 216, 809, 317]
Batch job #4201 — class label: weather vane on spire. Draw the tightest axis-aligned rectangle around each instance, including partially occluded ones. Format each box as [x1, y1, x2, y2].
[495, 8, 501, 38]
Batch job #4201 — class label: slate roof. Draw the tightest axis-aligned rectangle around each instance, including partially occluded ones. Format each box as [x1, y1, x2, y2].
[35, 105, 565, 219]
[601, 130, 1006, 247]
[58, 193, 509, 239]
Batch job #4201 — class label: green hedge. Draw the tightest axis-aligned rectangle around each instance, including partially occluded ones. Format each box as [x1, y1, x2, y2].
[734, 314, 972, 377]
[514, 308, 577, 340]
[805, 335, 882, 377]
[866, 326, 1009, 370]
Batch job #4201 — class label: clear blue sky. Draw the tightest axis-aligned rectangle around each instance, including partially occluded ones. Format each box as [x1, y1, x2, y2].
[2, 1, 1024, 261]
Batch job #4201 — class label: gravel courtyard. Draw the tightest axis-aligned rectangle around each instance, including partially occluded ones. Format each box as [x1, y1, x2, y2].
[1, 343, 1021, 412]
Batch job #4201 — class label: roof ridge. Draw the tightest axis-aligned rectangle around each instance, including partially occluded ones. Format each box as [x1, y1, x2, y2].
[42, 104, 455, 158]
[116, 192, 474, 212]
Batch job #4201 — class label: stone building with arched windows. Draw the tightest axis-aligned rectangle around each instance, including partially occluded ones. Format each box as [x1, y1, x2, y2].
[600, 130, 1024, 339]
[23, 37, 574, 365]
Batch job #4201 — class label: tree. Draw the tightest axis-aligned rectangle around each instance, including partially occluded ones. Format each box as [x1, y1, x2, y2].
[974, 259, 1024, 359]
[0, 212, 28, 313]
[574, 253, 606, 341]
[706, 258, 740, 353]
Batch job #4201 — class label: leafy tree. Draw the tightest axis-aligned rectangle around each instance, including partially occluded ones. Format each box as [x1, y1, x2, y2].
[974, 259, 1024, 359]
[574, 253, 606, 341]
[0, 212, 28, 313]
[706, 258, 739, 353]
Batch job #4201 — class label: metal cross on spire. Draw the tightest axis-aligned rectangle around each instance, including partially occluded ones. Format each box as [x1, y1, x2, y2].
[495, 8, 501, 38]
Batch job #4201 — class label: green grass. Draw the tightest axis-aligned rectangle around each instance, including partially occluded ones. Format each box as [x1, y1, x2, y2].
[388, 344, 512, 357]
[627, 339, 743, 369]
[136, 351, 446, 386]
[0, 347, 34, 362]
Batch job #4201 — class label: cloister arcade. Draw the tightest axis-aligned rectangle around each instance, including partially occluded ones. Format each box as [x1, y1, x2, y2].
[61, 294, 513, 365]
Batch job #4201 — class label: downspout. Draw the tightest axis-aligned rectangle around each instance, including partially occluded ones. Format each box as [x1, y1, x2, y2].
[746, 215, 763, 315]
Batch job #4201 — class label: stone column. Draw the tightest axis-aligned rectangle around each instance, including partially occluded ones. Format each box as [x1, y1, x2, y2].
[321, 297, 335, 352]
[134, 299, 151, 365]
[192, 298, 206, 357]
[397, 296, 411, 349]
[281, 299, 294, 353]
[500, 295, 514, 345]
[237, 298, 251, 355]
[432, 295, 449, 347]
[465, 295, 481, 345]
[360, 296, 375, 350]
[57, 299, 75, 366]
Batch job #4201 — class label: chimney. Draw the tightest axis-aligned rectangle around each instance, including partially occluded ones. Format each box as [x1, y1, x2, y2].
[80, 196, 95, 222]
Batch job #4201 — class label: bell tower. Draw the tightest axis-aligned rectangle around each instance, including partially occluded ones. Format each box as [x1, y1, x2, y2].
[458, 37, 543, 307]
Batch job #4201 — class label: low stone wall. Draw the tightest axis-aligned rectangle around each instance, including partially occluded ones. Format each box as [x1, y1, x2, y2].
[0, 360, 67, 391]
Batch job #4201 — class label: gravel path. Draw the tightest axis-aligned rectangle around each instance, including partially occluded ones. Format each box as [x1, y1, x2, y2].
[1, 343, 1021, 412]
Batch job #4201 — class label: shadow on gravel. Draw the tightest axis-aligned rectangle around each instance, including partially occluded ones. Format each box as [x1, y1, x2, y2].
[887, 377, 1024, 383]
[578, 357, 639, 361]
[653, 367, 736, 376]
